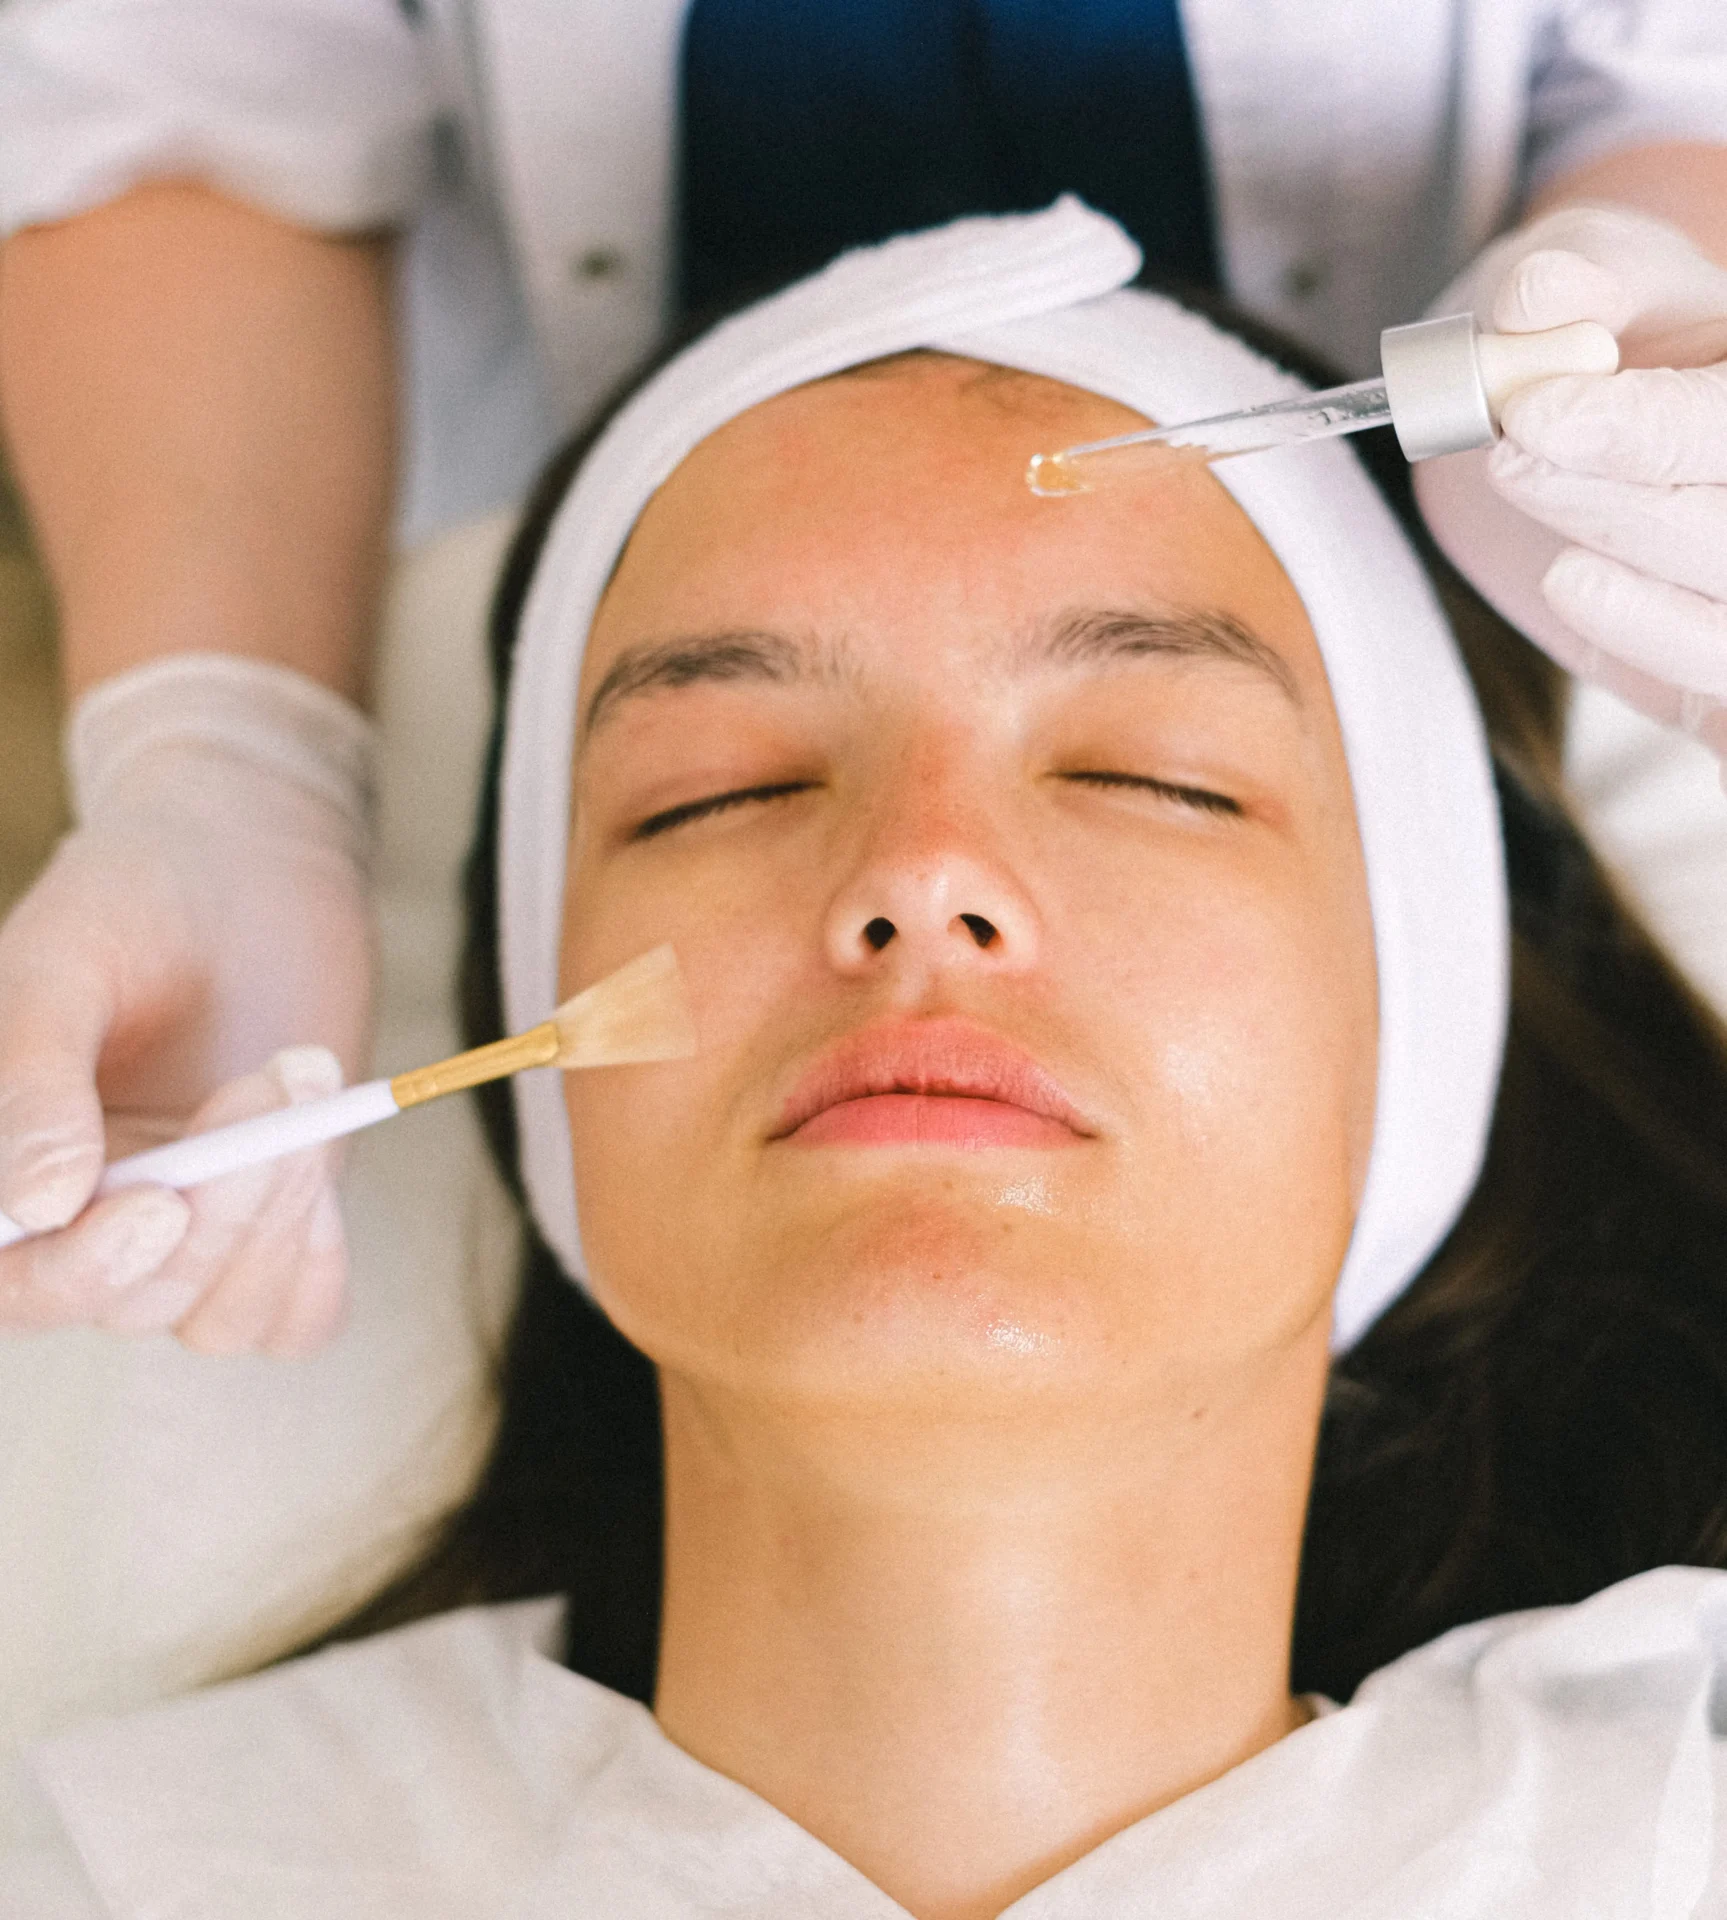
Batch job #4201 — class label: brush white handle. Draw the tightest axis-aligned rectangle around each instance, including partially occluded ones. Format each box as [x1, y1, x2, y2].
[0, 1079, 400, 1250]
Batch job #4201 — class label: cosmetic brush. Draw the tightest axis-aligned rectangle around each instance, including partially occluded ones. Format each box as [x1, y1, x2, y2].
[0, 943, 695, 1251]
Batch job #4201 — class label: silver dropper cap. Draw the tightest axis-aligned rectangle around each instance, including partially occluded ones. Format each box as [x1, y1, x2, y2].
[1380, 313, 1619, 462]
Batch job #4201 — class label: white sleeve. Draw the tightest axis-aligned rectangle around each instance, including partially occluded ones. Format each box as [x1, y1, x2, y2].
[1522, 0, 1727, 198]
[0, 0, 440, 238]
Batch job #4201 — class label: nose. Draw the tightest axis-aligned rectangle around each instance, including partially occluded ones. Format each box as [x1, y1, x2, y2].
[823, 784, 1039, 977]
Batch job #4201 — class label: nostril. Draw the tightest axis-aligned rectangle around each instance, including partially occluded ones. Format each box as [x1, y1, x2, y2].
[958, 913, 999, 949]
[864, 916, 896, 952]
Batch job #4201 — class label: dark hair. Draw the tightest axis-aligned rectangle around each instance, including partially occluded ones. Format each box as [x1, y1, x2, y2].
[318, 292, 1727, 1709]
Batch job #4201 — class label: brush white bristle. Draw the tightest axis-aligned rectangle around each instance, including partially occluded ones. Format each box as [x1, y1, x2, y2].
[550, 943, 697, 1067]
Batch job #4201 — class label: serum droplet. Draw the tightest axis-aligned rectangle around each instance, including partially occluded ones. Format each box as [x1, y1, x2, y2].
[1026, 451, 1090, 497]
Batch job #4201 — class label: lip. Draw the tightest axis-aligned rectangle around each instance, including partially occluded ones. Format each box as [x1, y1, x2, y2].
[770, 1018, 1094, 1147]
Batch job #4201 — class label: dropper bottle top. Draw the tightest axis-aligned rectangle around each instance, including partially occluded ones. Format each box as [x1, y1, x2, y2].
[1026, 314, 1619, 494]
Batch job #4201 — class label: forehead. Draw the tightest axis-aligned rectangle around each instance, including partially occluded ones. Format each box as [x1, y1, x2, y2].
[581, 354, 1329, 708]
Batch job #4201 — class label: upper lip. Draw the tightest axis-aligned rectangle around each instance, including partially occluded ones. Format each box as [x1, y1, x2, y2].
[770, 1017, 1095, 1140]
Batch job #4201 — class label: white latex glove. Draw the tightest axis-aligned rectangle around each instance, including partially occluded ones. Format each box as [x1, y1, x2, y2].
[0, 655, 376, 1354]
[1413, 204, 1727, 762]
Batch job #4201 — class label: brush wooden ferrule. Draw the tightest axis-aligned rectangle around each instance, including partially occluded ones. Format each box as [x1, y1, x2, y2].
[389, 1023, 560, 1109]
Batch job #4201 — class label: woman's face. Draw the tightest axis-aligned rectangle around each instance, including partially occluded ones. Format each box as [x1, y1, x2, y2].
[561, 354, 1376, 1419]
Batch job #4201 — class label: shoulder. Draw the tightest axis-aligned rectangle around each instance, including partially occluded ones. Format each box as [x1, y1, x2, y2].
[1340, 1568, 1727, 1909]
[35, 1596, 575, 1786]
[26, 1598, 650, 1920]
[1362, 1564, 1727, 1704]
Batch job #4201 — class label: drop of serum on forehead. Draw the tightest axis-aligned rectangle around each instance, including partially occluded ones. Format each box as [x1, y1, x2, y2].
[1026, 440, 1212, 497]
[1025, 450, 1090, 496]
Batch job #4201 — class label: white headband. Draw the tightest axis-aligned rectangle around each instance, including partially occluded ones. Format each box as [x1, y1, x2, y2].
[500, 198, 1508, 1351]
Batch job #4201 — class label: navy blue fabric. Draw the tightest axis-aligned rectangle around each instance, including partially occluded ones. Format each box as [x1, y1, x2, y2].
[677, 0, 1218, 319]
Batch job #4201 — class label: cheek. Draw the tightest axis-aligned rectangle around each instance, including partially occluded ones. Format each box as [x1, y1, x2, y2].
[1129, 910, 1365, 1142]
[556, 825, 822, 1329]
[559, 813, 822, 1078]
[1062, 852, 1374, 1327]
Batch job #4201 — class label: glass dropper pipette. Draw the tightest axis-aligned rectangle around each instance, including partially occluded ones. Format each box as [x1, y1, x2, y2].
[1027, 314, 1619, 496]
[1028, 376, 1391, 492]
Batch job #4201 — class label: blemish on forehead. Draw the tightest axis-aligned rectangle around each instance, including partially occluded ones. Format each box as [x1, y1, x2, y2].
[822, 350, 1108, 423]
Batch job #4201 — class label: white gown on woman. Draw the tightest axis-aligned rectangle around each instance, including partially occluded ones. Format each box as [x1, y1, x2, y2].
[10, 1566, 1727, 1918]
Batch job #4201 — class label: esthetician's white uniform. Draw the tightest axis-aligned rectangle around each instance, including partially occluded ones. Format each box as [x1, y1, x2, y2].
[12, 1567, 1727, 1916]
[2, 0, 1725, 541]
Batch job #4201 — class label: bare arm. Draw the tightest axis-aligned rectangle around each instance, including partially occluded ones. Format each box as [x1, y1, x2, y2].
[0, 180, 396, 704]
[0, 180, 389, 1342]
[1532, 140, 1727, 270]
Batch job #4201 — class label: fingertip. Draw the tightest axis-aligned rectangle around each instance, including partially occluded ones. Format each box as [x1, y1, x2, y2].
[1539, 545, 1621, 644]
[1540, 542, 1596, 598]
[0, 947, 120, 1228]
[1484, 436, 1547, 494]
[1493, 248, 1627, 336]
[0, 1108, 106, 1231]
[1497, 376, 1615, 469]
[110, 1185, 194, 1273]
[1540, 544, 1639, 633]
[270, 1046, 345, 1105]
[173, 1294, 263, 1357]
[1539, 550, 1727, 705]
[33, 1184, 192, 1301]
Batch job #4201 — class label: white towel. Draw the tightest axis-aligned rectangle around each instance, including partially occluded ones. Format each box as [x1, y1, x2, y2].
[500, 198, 1507, 1350]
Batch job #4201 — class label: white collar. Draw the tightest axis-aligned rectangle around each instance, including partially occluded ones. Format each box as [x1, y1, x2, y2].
[32, 1568, 1727, 1919]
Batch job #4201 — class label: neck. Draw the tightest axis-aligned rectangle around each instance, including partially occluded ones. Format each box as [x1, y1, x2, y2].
[653, 1339, 1327, 1920]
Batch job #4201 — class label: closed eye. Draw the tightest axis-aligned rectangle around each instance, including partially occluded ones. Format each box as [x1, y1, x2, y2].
[1062, 770, 1242, 817]
[633, 780, 817, 840]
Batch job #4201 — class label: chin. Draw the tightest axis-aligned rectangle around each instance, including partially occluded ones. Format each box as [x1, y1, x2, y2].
[728, 1197, 1103, 1394]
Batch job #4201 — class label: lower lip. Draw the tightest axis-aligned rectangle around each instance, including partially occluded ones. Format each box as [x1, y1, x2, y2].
[788, 1094, 1078, 1148]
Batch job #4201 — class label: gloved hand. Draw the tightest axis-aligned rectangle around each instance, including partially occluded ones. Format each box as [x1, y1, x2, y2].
[0, 654, 376, 1354]
[1412, 204, 1727, 761]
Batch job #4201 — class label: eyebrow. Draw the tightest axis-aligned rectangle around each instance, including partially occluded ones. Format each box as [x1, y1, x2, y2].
[581, 630, 835, 741]
[579, 605, 1298, 740]
[1024, 607, 1301, 703]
